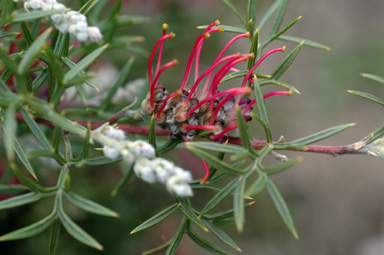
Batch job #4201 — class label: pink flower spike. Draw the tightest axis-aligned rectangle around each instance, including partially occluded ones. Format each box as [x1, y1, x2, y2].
[148, 32, 175, 87]
[209, 93, 235, 125]
[200, 159, 210, 184]
[241, 46, 286, 88]
[155, 23, 169, 75]
[179, 27, 224, 91]
[182, 87, 251, 120]
[156, 90, 181, 119]
[150, 59, 179, 108]
[210, 124, 238, 140]
[185, 53, 242, 104]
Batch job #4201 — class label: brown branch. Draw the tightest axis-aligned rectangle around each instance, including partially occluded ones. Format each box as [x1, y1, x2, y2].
[227, 137, 365, 156]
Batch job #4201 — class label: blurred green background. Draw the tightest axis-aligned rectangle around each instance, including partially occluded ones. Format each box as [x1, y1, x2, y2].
[1, 0, 384, 254]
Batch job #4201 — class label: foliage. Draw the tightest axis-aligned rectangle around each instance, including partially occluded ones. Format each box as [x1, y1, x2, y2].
[0, 0, 382, 254]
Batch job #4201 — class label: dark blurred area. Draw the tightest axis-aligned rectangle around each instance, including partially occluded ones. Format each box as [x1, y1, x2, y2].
[1, 0, 384, 254]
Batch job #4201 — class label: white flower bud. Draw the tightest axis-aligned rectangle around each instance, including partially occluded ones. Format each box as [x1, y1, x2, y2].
[134, 157, 156, 183]
[130, 141, 155, 159]
[53, 3, 65, 10]
[88, 27, 103, 42]
[121, 149, 135, 164]
[166, 171, 193, 197]
[56, 22, 69, 33]
[41, 2, 53, 11]
[28, 0, 41, 9]
[76, 32, 88, 42]
[68, 25, 76, 35]
[51, 13, 62, 23]
[103, 146, 119, 160]
[75, 22, 88, 32]
[366, 138, 384, 160]
[102, 126, 125, 140]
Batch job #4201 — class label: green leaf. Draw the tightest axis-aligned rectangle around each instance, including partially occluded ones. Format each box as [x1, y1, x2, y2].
[142, 239, 172, 255]
[253, 77, 272, 142]
[20, 107, 51, 150]
[234, 176, 246, 232]
[248, 28, 259, 69]
[366, 123, 384, 144]
[149, 114, 157, 155]
[186, 146, 244, 175]
[361, 73, 384, 85]
[99, 57, 134, 109]
[0, 47, 18, 74]
[53, 33, 70, 58]
[179, 200, 208, 232]
[59, 208, 104, 250]
[79, 124, 91, 160]
[12, 9, 64, 23]
[259, 78, 300, 94]
[222, 0, 245, 26]
[347, 90, 384, 106]
[49, 218, 61, 255]
[0, 184, 29, 194]
[246, 0, 256, 34]
[165, 217, 187, 255]
[263, 156, 303, 175]
[275, 123, 356, 148]
[0, 213, 55, 241]
[187, 228, 231, 255]
[259, 0, 280, 31]
[63, 44, 108, 84]
[271, 41, 303, 79]
[185, 141, 246, 155]
[110, 164, 134, 196]
[79, 0, 101, 15]
[115, 15, 151, 26]
[32, 68, 49, 93]
[199, 178, 238, 218]
[245, 174, 266, 197]
[0, 32, 18, 38]
[3, 106, 16, 161]
[63, 191, 119, 218]
[0, 192, 48, 210]
[18, 28, 52, 75]
[266, 177, 298, 239]
[278, 35, 331, 51]
[204, 201, 255, 221]
[236, 106, 253, 151]
[200, 218, 241, 251]
[264, 15, 301, 46]
[130, 204, 178, 234]
[61, 57, 97, 89]
[20, 22, 34, 46]
[10, 164, 48, 193]
[268, 0, 287, 37]
[76, 156, 122, 166]
[197, 25, 246, 34]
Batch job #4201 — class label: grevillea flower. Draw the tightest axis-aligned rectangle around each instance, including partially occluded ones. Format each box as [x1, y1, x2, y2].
[141, 20, 292, 141]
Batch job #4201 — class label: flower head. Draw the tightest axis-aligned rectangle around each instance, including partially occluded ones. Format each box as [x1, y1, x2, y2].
[141, 21, 291, 141]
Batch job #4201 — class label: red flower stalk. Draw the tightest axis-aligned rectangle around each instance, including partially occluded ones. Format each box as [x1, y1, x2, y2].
[141, 21, 288, 141]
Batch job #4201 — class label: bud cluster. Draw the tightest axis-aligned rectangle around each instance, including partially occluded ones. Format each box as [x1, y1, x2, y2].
[14, 0, 102, 42]
[91, 123, 194, 196]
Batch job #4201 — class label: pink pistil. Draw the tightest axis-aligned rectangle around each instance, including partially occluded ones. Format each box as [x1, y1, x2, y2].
[156, 90, 181, 119]
[241, 90, 293, 114]
[200, 160, 210, 184]
[155, 24, 169, 75]
[241, 46, 286, 88]
[148, 32, 175, 87]
[150, 59, 178, 108]
[179, 27, 223, 91]
[183, 87, 251, 119]
[184, 53, 242, 105]
[210, 124, 238, 140]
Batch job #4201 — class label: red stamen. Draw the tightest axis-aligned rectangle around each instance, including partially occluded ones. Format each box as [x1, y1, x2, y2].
[209, 93, 234, 125]
[148, 32, 175, 87]
[200, 160, 210, 184]
[179, 27, 224, 91]
[156, 90, 181, 119]
[155, 23, 169, 75]
[241, 90, 293, 114]
[181, 87, 251, 120]
[150, 59, 178, 108]
[241, 46, 286, 88]
[210, 124, 238, 140]
[184, 53, 241, 105]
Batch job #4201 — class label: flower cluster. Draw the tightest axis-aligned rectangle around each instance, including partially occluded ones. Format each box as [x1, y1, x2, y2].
[91, 124, 193, 196]
[140, 21, 291, 141]
[14, 0, 102, 42]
